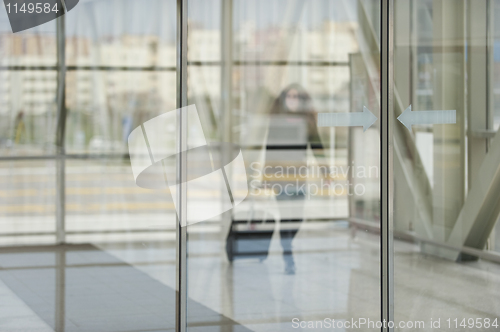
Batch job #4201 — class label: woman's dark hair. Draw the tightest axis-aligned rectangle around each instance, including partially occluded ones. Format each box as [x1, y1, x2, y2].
[270, 83, 315, 114]
[269, 83, 322, 146]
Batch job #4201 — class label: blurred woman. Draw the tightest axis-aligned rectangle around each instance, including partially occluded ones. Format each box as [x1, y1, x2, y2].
[265, 83, 325, 274]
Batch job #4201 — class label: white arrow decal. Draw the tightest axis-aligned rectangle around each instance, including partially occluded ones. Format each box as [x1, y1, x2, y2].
[397, 105, 456, 131]
[317, 106, 378, 132]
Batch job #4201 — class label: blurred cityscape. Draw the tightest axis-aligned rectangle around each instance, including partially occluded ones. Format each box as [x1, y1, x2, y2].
[0, 21, 357, 155]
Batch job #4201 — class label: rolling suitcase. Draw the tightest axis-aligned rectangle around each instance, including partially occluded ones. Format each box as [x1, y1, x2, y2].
[225, 210, 276, 262]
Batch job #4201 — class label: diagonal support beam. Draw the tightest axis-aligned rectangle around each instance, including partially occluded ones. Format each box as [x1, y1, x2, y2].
[441, 128, 500, 260]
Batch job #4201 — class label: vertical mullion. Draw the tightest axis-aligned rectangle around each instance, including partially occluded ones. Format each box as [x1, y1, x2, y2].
[220, 0, 233, 236]
[220, 1, 234, 330]
[176, 0, 188, 331]
[55, 249, 66, 331]
[55, 10, 66, 245]
[380, 0, 394, 331]
[487, 0, 494, 151]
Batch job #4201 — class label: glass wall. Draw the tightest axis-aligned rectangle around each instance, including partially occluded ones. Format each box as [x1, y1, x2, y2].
[186, 0, 381, 330]
[1, 1, 180, 331]
[394, 0, 500, 330]
[0, 12, 58, 245]
[3, 0, 500, 331]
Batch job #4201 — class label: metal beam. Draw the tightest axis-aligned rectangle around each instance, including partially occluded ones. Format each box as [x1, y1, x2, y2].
[55, 11, 67, 245]
[467, 0, 489, 187]
[443, 128, 500, 260]
[418, 0, 467, 260]
[55, 250, 66, 332]
[176, 0, 188, 331]
[465, 0, 496, 256]
[220, 1, 235, 331]
[220, 0, 233, 248]
[381, 0, 394, 330]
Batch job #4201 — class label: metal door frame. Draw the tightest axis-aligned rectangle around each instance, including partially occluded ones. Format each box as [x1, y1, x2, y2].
[173, 1, 395, 331]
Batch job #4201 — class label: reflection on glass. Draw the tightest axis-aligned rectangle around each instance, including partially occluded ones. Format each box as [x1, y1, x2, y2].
[0, 0, 391, 330]
[0, 10, 57, 156]
[187, 0, 381, 330]
[260, 84, 325, 275]
[0, 160, 56, 245]
[394, 0, 500, 328]
[1, 0, 180, 331]
[64, 0, 176, 154]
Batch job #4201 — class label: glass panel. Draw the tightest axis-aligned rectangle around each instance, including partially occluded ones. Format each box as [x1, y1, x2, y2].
[64, 158, 176, 243]
[394, 0, 500, 328]
[64, 0, 176, 154]
[0, 0, 179, 331]
[0, 69, 58, 156]
[64, 157, 178, 331]
[187, 1, 381, 330]
[0, 9, 57, 156]
[64, 71, 176, 154]
[0, 160, 56, 245]
[63, 0, 178, 330]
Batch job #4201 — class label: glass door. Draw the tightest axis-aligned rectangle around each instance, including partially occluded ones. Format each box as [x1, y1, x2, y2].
[14, 0, 500, 331]
[183, 0, 382, 330]
[393, 0, 500, 330]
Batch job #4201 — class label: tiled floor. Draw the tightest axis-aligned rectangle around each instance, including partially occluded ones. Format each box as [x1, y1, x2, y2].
[0, 224, 500, 332]
[0, 244, 248, 332]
